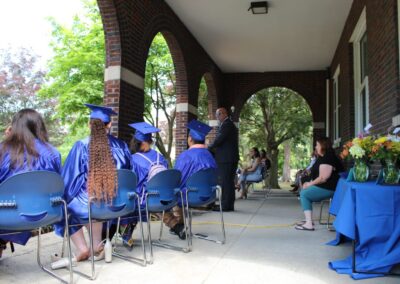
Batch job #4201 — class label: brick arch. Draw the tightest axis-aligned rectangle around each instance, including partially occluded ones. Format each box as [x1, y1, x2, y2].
[238, 86, 313, 118]
[223, 71, 328, 143]
[236, 84, 315, 121]
[230, 72, 326, 122]
[97, 0, 223, 146]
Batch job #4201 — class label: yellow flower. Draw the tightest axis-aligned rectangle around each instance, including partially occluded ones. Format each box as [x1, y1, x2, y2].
[375, 136, 388, 144]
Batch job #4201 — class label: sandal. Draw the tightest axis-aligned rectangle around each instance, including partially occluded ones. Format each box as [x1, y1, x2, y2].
[295, 220, 315, 226]
[294, 224, 315, 231]
[93, 247, 105, 261]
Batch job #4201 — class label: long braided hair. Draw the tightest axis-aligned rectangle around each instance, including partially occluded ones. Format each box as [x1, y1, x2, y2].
[87, 119, 117, 202]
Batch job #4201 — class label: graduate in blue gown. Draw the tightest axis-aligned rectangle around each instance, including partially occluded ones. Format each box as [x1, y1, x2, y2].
[129, 122, 168, 200]
[55, 104, 131, 262]
[174, 120, 217, 194]
[129, 122, 186, 239]
[0, 109, 61, 257]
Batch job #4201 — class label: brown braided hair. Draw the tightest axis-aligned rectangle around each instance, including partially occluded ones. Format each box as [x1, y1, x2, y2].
[87, 119, 117, 202]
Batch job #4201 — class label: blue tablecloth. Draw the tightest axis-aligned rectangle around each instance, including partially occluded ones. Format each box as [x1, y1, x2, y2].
[328, 179, 400, 279]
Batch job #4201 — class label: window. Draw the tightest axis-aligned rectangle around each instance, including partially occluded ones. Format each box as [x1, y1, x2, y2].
[350, 8, 369, 135]
[333, 66, 341, 147]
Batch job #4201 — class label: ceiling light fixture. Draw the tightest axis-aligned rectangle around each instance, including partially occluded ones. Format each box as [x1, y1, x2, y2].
[248, 1, 268, 14]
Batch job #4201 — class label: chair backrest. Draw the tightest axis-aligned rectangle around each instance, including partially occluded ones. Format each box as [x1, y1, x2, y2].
[90, 169, 138, 220]
[0, 171, 65, 231]
[260, 164, 267, 179]
[145, 169, 181, 212]
[185, 168, 218, 207]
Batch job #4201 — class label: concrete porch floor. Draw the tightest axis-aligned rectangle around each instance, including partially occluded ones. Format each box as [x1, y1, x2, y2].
[0, 188, 398, 284]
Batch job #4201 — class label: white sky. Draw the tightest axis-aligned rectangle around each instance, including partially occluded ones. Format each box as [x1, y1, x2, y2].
[0, 0, 83, 67]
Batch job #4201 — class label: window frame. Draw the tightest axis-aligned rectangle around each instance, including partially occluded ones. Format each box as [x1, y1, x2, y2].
[350, 7, 369, 136]
[332, 65, 341, 148]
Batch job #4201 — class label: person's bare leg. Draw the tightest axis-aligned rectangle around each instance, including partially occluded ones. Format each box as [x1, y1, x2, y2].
[303, 210, 314, 229]
[70, 228, 90, 261]
[85, 222, 104, 253]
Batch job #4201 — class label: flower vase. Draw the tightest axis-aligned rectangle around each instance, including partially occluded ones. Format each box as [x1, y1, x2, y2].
[353, 159, 369, 182]
[383, 159, 400, 184]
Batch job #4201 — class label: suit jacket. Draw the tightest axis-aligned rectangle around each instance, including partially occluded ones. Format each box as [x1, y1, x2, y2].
[209, 118, 239, 163]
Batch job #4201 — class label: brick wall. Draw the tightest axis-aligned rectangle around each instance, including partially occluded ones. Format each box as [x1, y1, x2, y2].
[98, 0, 400, 159]
[97, 0, 223, 157]
[329, 0, 400, 144]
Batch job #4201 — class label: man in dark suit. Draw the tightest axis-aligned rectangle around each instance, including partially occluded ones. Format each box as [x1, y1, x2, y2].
[208, 107, 239, 211]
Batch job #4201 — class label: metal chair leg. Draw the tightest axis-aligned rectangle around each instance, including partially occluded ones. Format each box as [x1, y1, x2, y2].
[319, 199, 334, 230]
[145, 197, 154, 264]
[185, 190, 193, 251]
[112, 194, 147, 266]
[36, 200, 74, 283]
[87, 200, 96, 280]
[68, 199, 96, 280]
[150, 193, 190, 253]
[191, 186, 226, 245]
[158, 211, 165, 241]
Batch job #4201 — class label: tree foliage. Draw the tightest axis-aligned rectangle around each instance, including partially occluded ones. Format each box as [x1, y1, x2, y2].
[145, 33, 177, 166]
[197, 77, 209, 122]
[0, 48, 63, 145]
[240, 87, 312, 188]
[39, 0, 105, 133]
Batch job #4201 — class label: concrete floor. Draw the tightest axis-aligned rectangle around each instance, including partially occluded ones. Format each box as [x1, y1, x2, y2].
[0, 188, 398, 284]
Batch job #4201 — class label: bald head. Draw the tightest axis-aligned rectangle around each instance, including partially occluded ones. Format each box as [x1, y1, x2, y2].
[216, 107, 228, 122]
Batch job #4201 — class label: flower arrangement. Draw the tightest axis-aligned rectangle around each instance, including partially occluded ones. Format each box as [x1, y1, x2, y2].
[371, 136, 400, 162]
[340, 136, 374, 161]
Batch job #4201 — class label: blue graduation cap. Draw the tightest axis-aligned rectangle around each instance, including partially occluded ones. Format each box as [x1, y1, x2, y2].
[187, 119, 212, 141]
[128, 121, 160, 142]
[84, 103, 117, 123]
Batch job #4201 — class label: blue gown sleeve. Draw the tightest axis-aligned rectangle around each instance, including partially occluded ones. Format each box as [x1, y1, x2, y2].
[50, 152, 62, 174]
[62, 141, 87, 203]
[122, 142, 132, 170]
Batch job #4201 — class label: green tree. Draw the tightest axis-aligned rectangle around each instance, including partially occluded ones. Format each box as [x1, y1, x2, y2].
[0, 48, 63, 145]
[145, 33, 176, 166]
[240, 87, 312, 188]
[39, 0, 104, 133]
[197, 77, 209, 122]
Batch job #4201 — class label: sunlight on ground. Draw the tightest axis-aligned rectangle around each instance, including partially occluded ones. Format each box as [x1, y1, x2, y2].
[206, 257, 329, 284]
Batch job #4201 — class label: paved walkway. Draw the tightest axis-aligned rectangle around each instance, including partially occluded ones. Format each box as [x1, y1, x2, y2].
[0, 189, 398, 284]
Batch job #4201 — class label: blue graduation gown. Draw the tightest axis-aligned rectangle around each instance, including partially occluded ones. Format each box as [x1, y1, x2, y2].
[174, 147, 217, 193]
[131, 149, 168, 200]
[0, 140, 61, 245]
[55, 135, 131, 236]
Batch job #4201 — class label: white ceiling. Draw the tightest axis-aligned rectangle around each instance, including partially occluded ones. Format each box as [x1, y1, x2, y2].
[165, 0, 353, 72]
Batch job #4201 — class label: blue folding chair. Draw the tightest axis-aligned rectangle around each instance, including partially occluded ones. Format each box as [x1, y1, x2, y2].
[0, 171, 73, 284]
[65, 169, 146, 280]
[144, 169, 189, 264]
[184, 168, 225, 251]
[246, 165, 270, 198]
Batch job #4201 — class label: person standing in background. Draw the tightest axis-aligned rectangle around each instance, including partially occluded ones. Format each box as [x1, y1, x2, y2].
[208, 107, 239, 212]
